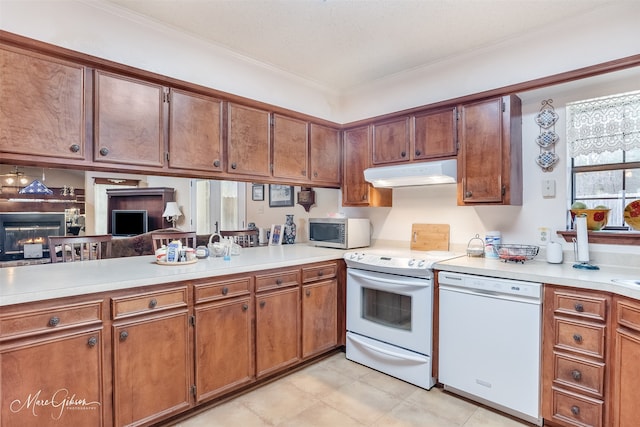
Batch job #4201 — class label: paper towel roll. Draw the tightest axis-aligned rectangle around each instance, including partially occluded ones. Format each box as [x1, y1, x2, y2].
[575, 214, 590, 262]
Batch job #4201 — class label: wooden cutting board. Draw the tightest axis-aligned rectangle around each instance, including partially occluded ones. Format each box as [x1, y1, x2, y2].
[410, 224, 450, 251]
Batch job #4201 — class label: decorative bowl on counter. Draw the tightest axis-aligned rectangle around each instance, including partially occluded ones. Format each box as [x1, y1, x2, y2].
[570, 208, 610, 231]
[624, 200, 640, 231]
[496, 244, 539, 263]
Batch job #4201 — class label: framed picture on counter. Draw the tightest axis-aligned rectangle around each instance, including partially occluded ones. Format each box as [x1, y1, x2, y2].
[269, 224, 283, 245]
[269, 184, 294, 207]
[252, 184, 264, 201]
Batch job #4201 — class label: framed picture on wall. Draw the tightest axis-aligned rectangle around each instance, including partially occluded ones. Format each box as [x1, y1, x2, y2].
[252, 184, 264, 201]
[269, 224, 283, 245]
[269, 184, 294, 207]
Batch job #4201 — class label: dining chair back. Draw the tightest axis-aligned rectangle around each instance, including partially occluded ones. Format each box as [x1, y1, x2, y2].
[151, 231, 197, 252]
[220, 229, 259, 248]
[49, 234, 113, 263]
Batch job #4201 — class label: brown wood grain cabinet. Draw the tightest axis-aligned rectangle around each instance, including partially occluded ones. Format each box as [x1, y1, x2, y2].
[227, 103, 271, 178]
[413, 107, 458, 160]
[309, 123, 342, 187]
[301, 263, 338, 359]
[372, 116, 411, 165]
[94, 71, 166, 169]
[272, 114, 310, 181]
[342, 125, 392, 207]
[542, 285, 610, 427]
[458, 95, 522, 205]
[0, 44, 87, 162]
[168, 89, 224, 174]
[193, 276, 254, 403]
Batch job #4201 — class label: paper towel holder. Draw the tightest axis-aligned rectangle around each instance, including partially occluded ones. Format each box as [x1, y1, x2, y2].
[571, 215, 600, 271]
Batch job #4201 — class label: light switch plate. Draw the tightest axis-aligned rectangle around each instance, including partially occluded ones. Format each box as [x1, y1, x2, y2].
[542, 179, 556, 198]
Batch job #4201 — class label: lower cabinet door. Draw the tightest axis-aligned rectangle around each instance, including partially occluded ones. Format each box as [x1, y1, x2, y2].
[302, 279, 338, 358]
[194, 297, 253, 402]
[112, 310, 191, 427]
[1, 328, 105, 427]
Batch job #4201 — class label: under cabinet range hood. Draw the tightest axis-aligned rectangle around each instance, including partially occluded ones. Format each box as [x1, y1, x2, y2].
[364, 159, 457, 188]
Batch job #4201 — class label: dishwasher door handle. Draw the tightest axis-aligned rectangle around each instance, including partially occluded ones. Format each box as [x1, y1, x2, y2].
[348, 334, 427, 363]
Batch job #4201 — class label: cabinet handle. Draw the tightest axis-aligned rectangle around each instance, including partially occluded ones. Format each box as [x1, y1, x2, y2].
[231, 162, 237, 170]
[48, 316, 60, 327]
[306, 289, 311, 297]
[573, 333, 583, 344]
[275, 279, 282, 285]
[465, 191, 472, 198]
[571, 369, 582, 381]
[99, 147, 109, 156]
[149, 298, 158, 309]
[242, 303, 249, 311]
[301, 170, 306, 176]
[362, 194, 367, 201]
[318, 271, 324, 277]
[213, 160, 220, 167]
[400, 151, 406, 158]
[70, 144, 80, 153]
[222, 287, 229, 296]
[415, 150, 421, 156]
[574, 303, 584, 312]
[313, 171, 318, 177]
[119, 331, 129, 341]
[87, 336, 98, 348]
[259, 301, 266, 308]
[571, 405, 580, 416]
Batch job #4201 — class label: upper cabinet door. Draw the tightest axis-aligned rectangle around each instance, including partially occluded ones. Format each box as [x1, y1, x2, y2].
[272, 114, 309, 181]
[94, 71, 165, 168]
[168, 89, 223, 173]
[372, 117, 411, 165]
[413, 107, 457, 160]
[459, 95, 522, 205]
[0, 45, 86, 160]
[309, 124, 341, 187]
[227, 103, 271, 177]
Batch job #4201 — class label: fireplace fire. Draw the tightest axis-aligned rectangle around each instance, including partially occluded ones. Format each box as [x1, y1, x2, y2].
[0, 213, 65, 261]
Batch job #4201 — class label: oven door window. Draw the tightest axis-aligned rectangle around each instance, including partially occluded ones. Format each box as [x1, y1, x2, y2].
[362, 287, 412, 331]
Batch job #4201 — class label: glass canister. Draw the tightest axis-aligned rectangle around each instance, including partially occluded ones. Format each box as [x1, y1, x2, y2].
[484, 231, 501, 259]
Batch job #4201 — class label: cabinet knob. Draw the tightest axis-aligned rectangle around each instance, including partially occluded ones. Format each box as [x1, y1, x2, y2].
[99, 147, 109, 156]
[415, 150, 421, 156]
[70, 144, 81, 153]
[222, 287, 229, 296]
[213, 160, 220, 168]
[119, 331, 129, 341]
[313, 171, 318, 177]
[149, 298, 157, 309]
[275, 279, 282, 285]
[571, 369, 582, 381]
[574, 303, 584, 312]
[305, 289, 311, 297]
[573, 333, 583, 344]
[362, 194, 367, 201]
[259, 301, 266, 308]
[400, 151, 406, 158]
[48, 316, 60, 327]
[571, 405, 580, 416]
[242, 303, 249, 311]
[231, 162, 237, 170]
[465, 191, 472, 198]
[87, 336, 98, 348]
[301, 170, 306, 176]
[318, 271, 324, 277]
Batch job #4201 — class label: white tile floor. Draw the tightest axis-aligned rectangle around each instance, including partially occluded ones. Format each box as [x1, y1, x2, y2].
[172, 353, 530, 427]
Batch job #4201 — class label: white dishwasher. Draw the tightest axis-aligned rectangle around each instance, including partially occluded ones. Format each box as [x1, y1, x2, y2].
[438, 271, 542, 426]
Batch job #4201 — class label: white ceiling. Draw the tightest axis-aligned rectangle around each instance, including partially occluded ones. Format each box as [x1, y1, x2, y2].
[104, 0, 619, 93]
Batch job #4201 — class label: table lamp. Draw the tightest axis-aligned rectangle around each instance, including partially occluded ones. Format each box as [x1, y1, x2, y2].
[162, 202, 183, 228]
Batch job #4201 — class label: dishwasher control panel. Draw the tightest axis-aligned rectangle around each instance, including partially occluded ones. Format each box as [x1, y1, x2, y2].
[438, 271, 542, 299]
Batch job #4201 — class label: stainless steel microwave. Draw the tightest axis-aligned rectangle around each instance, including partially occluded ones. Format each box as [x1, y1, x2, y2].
[308, 218, 370, 249]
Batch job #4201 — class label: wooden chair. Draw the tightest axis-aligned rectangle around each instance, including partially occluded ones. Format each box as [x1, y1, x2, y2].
[49, 235, 113, 263]
[220, 229, 259, 248]
[151, 231, 197, 252]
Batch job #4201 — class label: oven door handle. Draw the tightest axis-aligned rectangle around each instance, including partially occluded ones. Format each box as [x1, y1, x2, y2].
[348, 334, 427, 363]
[348, 269, 429, 289]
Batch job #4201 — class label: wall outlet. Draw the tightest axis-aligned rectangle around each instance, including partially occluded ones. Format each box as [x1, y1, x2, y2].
[537, 227, 550, 245]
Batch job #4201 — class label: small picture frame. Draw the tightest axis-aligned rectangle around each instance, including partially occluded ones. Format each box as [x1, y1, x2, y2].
[269, 184, 294, 207]
[252, 184, 264, 201]
[269, 224, 283, 245]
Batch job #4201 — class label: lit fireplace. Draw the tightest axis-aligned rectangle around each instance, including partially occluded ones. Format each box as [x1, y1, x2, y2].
[0, 213, 65, 261]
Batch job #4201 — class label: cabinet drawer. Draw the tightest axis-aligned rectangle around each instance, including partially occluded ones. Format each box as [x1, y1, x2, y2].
[255, 269, 300, 292]
[111, 287, 188, 319]
[551, 387, 603, 427]
[555, 318, 606, 359]
[194, 277, 251, 304]
[302, 263, 337, 283]
[554, 352, 605, 397]
[552, 290, 608, 322]
[0, 300, 103, 340]
[617, 298, 640, 333]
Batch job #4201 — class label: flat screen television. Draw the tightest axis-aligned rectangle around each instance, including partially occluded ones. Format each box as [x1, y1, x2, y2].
[111, 210, 148, 236]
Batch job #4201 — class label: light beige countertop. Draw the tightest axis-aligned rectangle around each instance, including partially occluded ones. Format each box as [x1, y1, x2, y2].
[0, 245, 346, 307]
[434, 255, 640, 299]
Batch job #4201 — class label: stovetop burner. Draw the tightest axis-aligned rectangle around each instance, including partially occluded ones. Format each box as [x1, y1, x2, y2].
[344, 249, 463, 277]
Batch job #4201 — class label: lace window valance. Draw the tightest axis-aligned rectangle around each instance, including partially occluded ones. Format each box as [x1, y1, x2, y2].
[567, 90, 640, 157]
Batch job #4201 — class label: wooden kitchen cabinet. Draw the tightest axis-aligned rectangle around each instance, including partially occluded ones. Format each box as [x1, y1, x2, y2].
[94, 71, 165, 169]
[111, 288, 191, 427]
[227, 103, 271, 178]
[610, 295, 640, 427]
[309, 123, 341, 187]
[0, 45, 87, 162]
[168, 89, 224, 174]
[372, 116, 411, 165]
[193, 276, 254, 403]
[413, 107, 458, 160]
[342, 125, 392, 207]
[301, 263, 338, 359]
[542, 285, 610, 427]
[255, 269, 301, 378]
[458, 95, 522, 205]
[272, 114, 309, 181]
